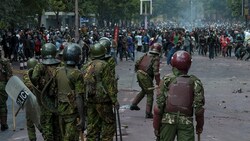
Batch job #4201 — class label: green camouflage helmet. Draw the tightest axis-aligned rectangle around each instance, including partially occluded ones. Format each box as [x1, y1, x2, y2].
[27, 58, 38, 69]
[63, 43, 81, 65]
[41, 43, 60, 65]
[90, 42, 106, 59]
[99, 37, 111, 49]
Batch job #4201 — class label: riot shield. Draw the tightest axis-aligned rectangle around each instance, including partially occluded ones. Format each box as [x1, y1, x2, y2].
[5, 76, 41, 127]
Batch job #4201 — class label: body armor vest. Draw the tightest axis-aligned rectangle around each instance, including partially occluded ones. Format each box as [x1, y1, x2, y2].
[165, 76, 194, 116]
[138, 54, 153, 72]
[57, 68, 72, 103]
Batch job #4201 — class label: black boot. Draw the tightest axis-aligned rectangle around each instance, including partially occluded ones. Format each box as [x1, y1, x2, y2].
[145, 104, 153, 118]
[130, 105, 140, 110]
[130, 92, 144, 111]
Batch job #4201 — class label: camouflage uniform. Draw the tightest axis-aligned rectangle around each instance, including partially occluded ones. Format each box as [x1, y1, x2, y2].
[82, 59, 118, 141]
[54, 66, 84, 141]
[32, 63, 60, 141]
[103, 56, 118, 93]
[23, 68, 41, 141]
[131, 52, 160, 118]
[156, 68, 205, 141]
[0, 58, 12, 131]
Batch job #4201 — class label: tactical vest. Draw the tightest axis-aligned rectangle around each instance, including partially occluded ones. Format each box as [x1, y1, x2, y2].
[84, 60, 109, 103]
[137, 54, 153, 72]
[165, 76, 194, 116]
[56, 68, 72, 103]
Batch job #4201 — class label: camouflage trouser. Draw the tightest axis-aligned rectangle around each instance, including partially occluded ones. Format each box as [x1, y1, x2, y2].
[40, 108, 60, 141]
[132, 71, 154, 113]
[160, 123, 194, 141]
[26, 115, 36, 140]
[0, 86, 8, 119]
[87, 103, 116, 141]
[59, 114, 79, 141]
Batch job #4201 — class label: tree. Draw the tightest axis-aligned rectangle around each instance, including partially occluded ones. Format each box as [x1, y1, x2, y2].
[47, 0, 66, 28]
[21, 0, 47, 27]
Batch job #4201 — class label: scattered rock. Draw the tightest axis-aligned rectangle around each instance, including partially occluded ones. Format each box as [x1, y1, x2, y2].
[223, 106, 226, 109]
[222, 100, 226, 103]
[233, 88, 243, 93]
[245, 95, 248, 98]
[238, 88, 242, 93]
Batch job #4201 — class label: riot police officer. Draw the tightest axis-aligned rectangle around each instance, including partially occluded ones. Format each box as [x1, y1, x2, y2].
[0, 58, 12, 131]
[32, 43, 61, 141]
[82, 42, 119, 141]
[23, 58, 42, 141]
[130, 43, 161, 118]
[154, 51, 205, 141]
[54, 43, 85, 141]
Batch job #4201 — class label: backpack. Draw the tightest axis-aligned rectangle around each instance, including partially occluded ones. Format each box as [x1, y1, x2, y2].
[84, 60, 107, 100]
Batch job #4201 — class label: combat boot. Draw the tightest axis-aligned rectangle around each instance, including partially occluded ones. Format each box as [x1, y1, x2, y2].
[145, 104, 153, 119]
[130, 105, 140, 110]
[1, 116, 8, 131]
[130, 92, 144, 111]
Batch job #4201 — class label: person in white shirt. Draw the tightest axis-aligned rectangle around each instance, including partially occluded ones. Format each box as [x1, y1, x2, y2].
[135, 32, 143, 52]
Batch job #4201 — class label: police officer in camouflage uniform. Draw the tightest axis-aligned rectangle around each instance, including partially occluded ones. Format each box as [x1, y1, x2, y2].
[23, 58, 42, 141]
[32, 43, 61, 141]
[82, 42, 119, 141]
[0, 58, 12, 131]
[54, 43, 85, 141]
[130, 43, 161, 118]
[153, 51, 205, 141]
[99, 37, 117, 83]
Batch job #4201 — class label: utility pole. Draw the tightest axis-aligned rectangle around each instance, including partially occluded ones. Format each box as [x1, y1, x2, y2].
[244, 0, 249, 29]
[242, 0, 244, 16]
[75, 0, 79, 41]
[140, 0, 152, 30]
[190, 0, 193, 28]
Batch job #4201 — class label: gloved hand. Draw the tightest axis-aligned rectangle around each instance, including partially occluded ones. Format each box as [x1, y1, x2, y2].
[114, 101, 120, 110]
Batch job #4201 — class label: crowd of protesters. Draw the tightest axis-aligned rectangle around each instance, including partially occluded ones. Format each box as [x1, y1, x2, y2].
[1, 20, 250, 68]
